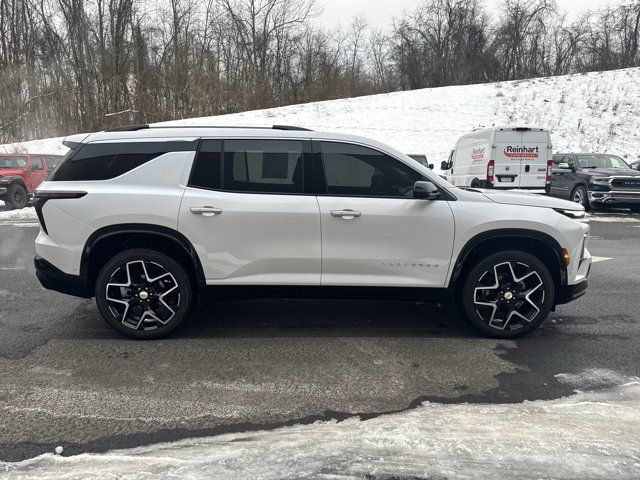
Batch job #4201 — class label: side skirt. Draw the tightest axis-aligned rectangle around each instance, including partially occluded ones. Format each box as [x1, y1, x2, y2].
[201, 285, 454, 303]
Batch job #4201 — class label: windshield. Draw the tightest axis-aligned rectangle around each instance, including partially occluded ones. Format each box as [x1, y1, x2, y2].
[577, 154, 630, 169]
[408, 154, 428, 166]
[0, 156, 27, 168]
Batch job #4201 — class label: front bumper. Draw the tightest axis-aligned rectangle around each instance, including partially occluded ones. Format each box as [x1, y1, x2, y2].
[556, 279, 589, 305]
[557, 237, 591, 306]
[34, 255, 91, 298]
[589, 190, 640, 205]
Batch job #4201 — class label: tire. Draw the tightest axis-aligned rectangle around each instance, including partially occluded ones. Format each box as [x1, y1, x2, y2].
[571, 185, 589, 210]
[6, 183, 28, 209]
[460, 251, 555, 339]
[95, 249, 193, 339]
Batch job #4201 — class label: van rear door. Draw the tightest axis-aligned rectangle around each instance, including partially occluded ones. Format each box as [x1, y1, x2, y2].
[518, 130, 549, 188]
[493, 129, 521, 188]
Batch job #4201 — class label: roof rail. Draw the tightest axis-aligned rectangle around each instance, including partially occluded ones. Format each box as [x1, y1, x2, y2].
[272, 125, 312, 131]
[105, 124, 312, 132]
[105, 124, 150, 132]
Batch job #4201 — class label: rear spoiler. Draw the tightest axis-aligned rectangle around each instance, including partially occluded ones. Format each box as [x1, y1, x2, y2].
[62, 133, 90, 150]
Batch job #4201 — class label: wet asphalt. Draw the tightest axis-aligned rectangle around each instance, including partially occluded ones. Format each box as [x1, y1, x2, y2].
[0, 212, 638, 461]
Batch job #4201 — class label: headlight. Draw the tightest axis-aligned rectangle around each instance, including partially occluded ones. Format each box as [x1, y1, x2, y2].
[590, 177, 610, 184]
[554, 208, 588, 222]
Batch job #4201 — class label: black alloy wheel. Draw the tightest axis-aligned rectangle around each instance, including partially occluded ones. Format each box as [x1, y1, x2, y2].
[95, 249, 193, 339]
[461, 251, 555, 338]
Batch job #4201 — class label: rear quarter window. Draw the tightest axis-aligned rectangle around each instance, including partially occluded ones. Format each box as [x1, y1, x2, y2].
[49, 141, 197, 181]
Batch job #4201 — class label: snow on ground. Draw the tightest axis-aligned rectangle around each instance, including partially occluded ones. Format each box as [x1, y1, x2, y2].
[2, 369, 639, 480]
[3, 68, 640, 167]
[0, 202, 37, 221]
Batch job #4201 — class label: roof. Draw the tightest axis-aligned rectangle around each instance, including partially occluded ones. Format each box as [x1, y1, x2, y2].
[63, 125, 409, 160]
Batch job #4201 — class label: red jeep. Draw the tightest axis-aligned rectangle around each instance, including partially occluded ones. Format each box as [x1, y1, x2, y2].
[0, 154, 63, 209]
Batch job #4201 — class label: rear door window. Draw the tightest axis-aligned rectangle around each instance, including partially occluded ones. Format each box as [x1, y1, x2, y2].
[30, 157, 44, 170]
[189, 140, 222, 190]
[222, 140, 304, 194]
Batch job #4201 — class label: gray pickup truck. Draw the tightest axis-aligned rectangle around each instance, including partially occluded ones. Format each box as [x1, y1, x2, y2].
[547, 153, 640, 212]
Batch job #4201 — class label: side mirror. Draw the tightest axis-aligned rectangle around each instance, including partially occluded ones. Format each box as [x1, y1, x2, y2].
[554, 162, 573, 172]
[428, 163, 434, 170]
[414, 181, 441, 200]
[440, 161, 451, 170]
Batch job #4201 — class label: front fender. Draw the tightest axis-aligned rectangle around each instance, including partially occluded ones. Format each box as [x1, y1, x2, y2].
[0, 175, 27, 188]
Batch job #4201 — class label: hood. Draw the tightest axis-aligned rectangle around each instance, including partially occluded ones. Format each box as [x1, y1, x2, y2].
[480, 189, 583, 211]
[582, 168, 640, 177]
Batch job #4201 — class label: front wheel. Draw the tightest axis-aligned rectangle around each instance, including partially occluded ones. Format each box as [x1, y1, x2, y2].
[95, 249, 193, 339]
[461, 251, 555, 338]
[571, 185, 590, 210]
[6, 183, 28, 209]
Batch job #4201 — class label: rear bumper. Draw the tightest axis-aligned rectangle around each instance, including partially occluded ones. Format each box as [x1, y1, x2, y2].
[556, 279, 589, 305]
[34, 255, 91, 298]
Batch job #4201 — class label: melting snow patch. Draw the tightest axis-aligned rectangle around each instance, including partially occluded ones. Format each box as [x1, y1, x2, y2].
[2, 369, 639, 480]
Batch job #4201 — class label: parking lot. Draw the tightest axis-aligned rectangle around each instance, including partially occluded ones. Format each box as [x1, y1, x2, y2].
[0, 212, 639, 462]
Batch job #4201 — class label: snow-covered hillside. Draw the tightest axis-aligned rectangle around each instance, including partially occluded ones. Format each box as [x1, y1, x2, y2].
[3, 67, 640, 166]
[163, 67, 640, 164]
[0, 136, 68, 156]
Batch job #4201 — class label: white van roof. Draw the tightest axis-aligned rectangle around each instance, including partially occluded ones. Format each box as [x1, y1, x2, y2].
[469, 125, 548, 134]
[454, 126, 549, 148]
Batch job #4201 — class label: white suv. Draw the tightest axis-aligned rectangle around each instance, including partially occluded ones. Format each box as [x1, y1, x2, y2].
[33, 125, 591, 339]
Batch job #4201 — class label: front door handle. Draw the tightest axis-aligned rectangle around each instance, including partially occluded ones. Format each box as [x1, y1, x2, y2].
[330, 209, 361, 219]
[190, 206, 222, 217]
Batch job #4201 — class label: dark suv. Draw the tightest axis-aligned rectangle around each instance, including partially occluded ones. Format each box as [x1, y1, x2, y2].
[547, 153, 640, 212]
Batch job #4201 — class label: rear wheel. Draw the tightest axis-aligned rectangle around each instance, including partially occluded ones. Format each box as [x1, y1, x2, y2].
[461, 251, 555, 338]
[571, 185, 589, 210]
[6, 183, 28, 209]
[95, 249, 193, 339]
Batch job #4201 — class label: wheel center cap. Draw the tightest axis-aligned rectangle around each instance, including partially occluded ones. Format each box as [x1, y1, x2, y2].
[504, 291, 514, 300]
[139, 291, 149, 300]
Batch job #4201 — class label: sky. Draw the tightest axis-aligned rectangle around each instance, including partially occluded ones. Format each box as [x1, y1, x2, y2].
[319, 0, 613, 30]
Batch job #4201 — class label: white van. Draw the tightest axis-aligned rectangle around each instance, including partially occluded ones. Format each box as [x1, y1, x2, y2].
[441, 126, 553, 189]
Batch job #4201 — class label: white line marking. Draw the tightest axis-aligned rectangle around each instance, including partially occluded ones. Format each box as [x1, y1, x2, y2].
[589, 216, 639, 223]
[591, 256, 612, 263]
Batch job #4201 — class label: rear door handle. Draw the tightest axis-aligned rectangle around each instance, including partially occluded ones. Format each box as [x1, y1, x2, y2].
[190, 206, 222, 217]
[330, 209, 361, 219]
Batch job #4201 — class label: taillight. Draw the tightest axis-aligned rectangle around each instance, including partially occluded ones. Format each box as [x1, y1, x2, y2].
[33, 191, 87, 199]
[546, 160, 553, 182]
[487, 160, 495, 182]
